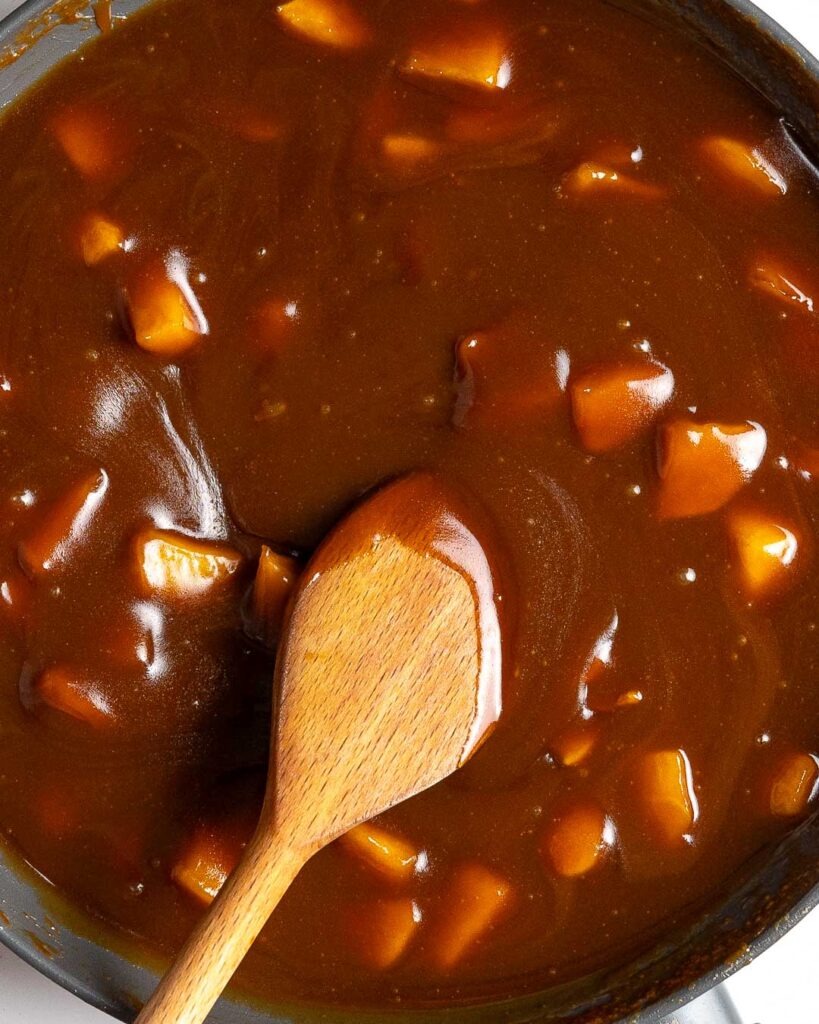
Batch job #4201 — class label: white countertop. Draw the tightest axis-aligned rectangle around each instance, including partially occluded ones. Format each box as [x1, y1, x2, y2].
[0, 0, 818, 1021]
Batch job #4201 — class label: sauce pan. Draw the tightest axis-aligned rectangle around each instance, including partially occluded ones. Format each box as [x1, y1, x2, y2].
[0, 1, 817, 1022]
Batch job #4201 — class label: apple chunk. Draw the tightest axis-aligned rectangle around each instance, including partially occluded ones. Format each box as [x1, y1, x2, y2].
[542, 803, 614, 878]
[19, 469, 108, 577]
[769, 752, 819, 818]
[700, 136, 787, 197]
[638, 749, 698, 847]
[381, 133, 442, 170]
[51, 106, 127, 180]
[656, 418, 767, 519]
[172, 823, 243, 904]
[563, 162, 664, 200]
[453, 324, 562, 428]
[400, 30, 512, 94]
[78, 212, 125, 266]
[570, 359, 674, 453]
[338, 822, 422, 884]
[552, 723, 599, 768]
[247, 545, 299, 647]
[135, 529, 243, 597]
[35, 666, 115, 727]
[727, 507, 804, 602]
[126, 264, 207, 358]
[347, 898, 421, 969]
[275, 0, 372, 50]
[430, 863, 513, 969]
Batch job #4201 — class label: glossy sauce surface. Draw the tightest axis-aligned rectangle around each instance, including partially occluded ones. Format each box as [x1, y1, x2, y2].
[1, 0, 819, 1011]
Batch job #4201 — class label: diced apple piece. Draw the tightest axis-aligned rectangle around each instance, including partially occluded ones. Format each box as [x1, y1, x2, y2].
[126, 265, 206, 358]
[750, 259, 815, 314]
[400, 31, 512, 93]
[552, 723, 599, 767]
[78, 212, 124, 266]
[570, 359, 674, 453]
[563, 162, 664, 200]
[51, 106, 125, 180]
[275, 0, 372, 50]
[700, 136, 787, 197]
[338, 822, 421, 883]
[18, 470, 108, 577]
[431, 863, 513, 969]
[616, 689, 644, 708]
[543, 803, 614, 878]
[135, 529, 242, 597]
[727, 507, 803, 602]
[453, 327, 561, 427]
[171, 824, 242, 904]
[348, 898, 421, 969]
[657, 418, 767, 519]
[639, 749, 698, 846]
[171, 779, 261, 903]
[381, 133, 442, 169]
[35, 666, 115, 727]
[769, 752, 819, 817]
[247, 545, 299, 647]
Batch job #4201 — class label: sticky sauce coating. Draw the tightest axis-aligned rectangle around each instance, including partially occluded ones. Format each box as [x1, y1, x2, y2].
[1, 0, 819, 1010]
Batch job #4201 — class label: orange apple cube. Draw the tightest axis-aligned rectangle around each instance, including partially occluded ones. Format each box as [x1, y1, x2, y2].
[400, 31, 512, 93]
[563, 162, 664, 200]
[616, 689, 644, 708]
[172, 824, 242, 904]
[639, 749, 698, 846]
[247, 545, 299, 647]
[543, 803, 614, 878]
[570, 359, 674, 453]
[338, 822, 421, 883]
[78, 212, 124, 266]
[347, 898, 421, 969]
[727, 507, 803, 602]
[657, 418, 767, 519]
[453, 327, 562, 428]
[18, 469, 108, 577]
[36, 666, 115, 727]
[126, 266, 206, 358]
[135, 529, 243, 597]
[275, 0, 372, 50]
[750, 259, 815, 315]
[700, 136, 787, 197]
[431, 863, 513, 969]
[552, 724, 599, 767]
[51, 106, 125, 180]
[381, 133, 442, 168]
[769, 752, 819, 818]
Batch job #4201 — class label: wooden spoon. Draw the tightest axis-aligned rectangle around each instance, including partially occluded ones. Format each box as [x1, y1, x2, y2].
[136, 471, 506, 1024]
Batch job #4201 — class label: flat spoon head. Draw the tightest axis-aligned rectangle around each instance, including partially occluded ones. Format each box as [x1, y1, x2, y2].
[268, 470, 506, 851]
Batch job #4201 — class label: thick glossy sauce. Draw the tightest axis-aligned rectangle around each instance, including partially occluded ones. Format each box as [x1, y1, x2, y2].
[0, 0, 818, 1011]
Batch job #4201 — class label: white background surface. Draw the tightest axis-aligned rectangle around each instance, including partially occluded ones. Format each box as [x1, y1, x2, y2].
[0, 0, 818, 1021]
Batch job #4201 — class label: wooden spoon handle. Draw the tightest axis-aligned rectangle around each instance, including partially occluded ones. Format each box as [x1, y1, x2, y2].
[135, 833, 305, 1024]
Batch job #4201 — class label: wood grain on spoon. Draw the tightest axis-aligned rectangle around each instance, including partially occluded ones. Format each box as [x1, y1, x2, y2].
[135, 471, 506, 1024]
